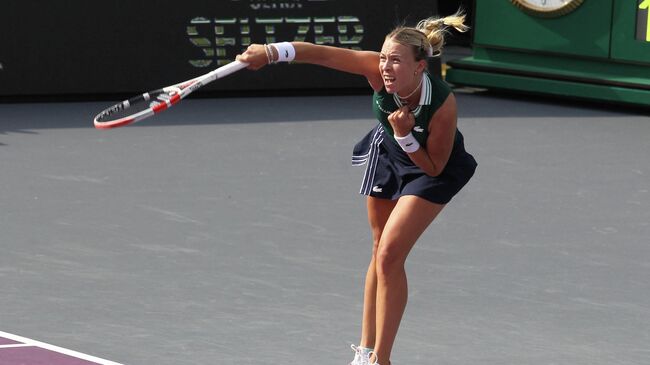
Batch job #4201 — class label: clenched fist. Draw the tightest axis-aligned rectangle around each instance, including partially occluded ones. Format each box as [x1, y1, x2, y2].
[387, 106, 415, 137]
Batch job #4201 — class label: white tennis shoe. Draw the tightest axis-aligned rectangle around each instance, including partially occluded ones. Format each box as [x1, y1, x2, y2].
[349, 344, 373, 365]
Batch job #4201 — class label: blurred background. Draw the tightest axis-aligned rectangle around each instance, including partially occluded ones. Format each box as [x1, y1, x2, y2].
[1, 0, 648, 107]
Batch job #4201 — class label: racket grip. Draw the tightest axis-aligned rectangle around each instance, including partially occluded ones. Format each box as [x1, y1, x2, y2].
[215, 61, 249, 79]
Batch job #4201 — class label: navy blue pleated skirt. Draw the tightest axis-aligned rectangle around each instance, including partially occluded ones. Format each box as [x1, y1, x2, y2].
[352, 124, 477, 205]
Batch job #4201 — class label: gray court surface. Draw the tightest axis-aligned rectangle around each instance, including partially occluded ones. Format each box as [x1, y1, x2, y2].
[1, 91, 649, 365]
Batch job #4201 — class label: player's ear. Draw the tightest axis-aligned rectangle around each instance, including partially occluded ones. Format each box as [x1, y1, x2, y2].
[417, 59, 427, 74]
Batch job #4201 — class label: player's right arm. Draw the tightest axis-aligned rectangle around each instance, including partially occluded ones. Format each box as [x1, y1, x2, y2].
[237, 42, 383, 92]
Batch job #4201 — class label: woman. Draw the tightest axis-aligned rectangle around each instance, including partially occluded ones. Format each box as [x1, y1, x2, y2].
[237, 10, 476, 365]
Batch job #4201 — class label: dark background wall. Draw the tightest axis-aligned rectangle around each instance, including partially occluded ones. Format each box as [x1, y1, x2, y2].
[0, 0, 472, 98]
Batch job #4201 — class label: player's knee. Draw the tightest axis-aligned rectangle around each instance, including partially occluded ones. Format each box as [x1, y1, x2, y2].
[375, 241, 406, 279]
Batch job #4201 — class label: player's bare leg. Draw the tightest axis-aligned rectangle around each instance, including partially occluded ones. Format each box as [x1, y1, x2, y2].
[371, 195, 445, 365]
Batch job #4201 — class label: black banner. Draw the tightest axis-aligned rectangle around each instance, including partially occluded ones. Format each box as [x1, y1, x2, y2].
[0, 0, 438, 97]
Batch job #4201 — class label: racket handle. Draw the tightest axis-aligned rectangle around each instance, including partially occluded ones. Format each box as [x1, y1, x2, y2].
[198, 60, 249, 87]
[215, 60, 249, 78]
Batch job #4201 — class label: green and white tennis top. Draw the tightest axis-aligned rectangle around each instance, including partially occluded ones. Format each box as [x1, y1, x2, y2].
[372, 71, 452, 146]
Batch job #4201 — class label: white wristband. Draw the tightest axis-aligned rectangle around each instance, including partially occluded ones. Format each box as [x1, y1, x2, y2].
[394, 132, 420, 153]
[270, 42, 296, 62]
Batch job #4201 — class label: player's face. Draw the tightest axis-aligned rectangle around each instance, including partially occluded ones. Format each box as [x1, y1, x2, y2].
[379, 38, 420, 95]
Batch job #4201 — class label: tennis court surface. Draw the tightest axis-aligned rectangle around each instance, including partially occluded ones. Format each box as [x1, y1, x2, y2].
[1, 93, 648, 365]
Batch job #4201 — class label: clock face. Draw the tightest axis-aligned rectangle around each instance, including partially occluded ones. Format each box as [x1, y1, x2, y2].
[511, 0, 585, 17]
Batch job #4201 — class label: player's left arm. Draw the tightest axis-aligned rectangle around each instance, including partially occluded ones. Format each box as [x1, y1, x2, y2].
[403, 94, 457, 177]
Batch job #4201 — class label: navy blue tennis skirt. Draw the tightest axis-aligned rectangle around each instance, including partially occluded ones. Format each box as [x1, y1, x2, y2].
[352, 124, 477, 205]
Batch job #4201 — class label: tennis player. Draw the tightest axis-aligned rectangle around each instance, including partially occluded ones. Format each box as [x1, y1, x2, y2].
[237, 10, 476, 365]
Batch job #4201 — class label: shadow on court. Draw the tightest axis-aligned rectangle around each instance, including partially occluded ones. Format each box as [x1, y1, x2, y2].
[1, 90, 647, 138]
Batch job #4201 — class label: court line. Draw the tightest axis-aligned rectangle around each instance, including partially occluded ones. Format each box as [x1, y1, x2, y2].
[0, 343, 31, 349]
[0, 331, 124, 365]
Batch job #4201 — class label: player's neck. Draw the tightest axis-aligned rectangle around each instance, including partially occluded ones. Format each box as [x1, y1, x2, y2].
[397, 77, 422, 109]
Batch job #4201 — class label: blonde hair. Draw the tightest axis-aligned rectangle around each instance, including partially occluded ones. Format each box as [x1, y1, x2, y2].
[387, 9, 469, 60]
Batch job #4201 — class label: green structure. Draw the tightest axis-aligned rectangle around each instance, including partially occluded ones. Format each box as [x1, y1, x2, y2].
[446, 0, 650, 107]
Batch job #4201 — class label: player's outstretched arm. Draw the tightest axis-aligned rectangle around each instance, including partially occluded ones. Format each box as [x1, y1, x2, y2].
[237, 42, 383, 92]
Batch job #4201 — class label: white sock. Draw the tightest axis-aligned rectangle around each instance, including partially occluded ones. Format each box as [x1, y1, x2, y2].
[359, 347, 374, 356]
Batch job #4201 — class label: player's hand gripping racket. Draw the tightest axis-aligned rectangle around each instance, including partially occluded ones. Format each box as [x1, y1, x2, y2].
[93, 60, 248, 129]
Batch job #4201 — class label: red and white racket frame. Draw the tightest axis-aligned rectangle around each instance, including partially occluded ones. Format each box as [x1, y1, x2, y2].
[93, 61, 248, 129]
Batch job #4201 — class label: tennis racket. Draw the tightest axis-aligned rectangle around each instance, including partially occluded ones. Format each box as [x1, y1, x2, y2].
[93, 60, 248, 129]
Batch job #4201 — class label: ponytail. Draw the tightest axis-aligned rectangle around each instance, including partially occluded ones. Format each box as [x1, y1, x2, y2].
[416, 10, 469, 57]
[387, 9, 469, 60]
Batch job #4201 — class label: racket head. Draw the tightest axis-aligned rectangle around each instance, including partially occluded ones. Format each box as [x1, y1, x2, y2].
[92, 61, 248, 129]
[93, 87, 182, 129]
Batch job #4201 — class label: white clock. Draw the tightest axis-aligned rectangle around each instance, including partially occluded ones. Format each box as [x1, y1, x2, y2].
[511, 0, 585, 17]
